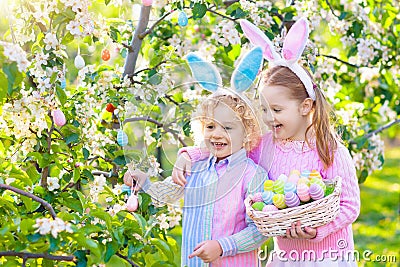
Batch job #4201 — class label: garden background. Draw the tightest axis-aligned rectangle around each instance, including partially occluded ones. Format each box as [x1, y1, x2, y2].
[0, 0, 398, 266]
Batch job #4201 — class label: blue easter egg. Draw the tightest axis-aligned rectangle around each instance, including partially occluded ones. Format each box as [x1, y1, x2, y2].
[61, 78, 66, 89]
[117, 130, 129, 146]
[178, 11, 188, 27]
[262, 191, 274, 205]
[284, 182, 297, 194]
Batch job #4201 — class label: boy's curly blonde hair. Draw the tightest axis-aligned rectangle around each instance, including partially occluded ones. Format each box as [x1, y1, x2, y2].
[191, 89, 262, 152]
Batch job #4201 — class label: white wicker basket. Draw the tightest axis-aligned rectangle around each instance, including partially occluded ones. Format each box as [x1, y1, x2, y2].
[245, 176, 342, 237]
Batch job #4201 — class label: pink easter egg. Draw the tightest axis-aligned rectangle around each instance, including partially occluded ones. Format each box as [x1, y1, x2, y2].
[262, 204, 278, 212]
[285, 192, 300, 208]
[296, 183, 311, 202]
[251, 192, 263, 202]
[53, 109, 66, 126]
[126, 194, 139, 212]
[287, 173, 300, 184]
[309, 184, 324, 200]
[142, 0, 152, 6]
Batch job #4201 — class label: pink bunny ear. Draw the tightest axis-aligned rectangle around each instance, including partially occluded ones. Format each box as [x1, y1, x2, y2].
[240, 19, 281, 62]
[282, 18, 309, 63]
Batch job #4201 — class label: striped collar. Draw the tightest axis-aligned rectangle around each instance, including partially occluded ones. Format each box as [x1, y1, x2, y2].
[207, 148, 247, 172]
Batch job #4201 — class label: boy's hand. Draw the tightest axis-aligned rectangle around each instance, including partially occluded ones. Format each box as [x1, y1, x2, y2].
[285, 221, 317, 239]
[123, 169, 147, 190]
[172, 152, 192, 186]
[188, 240, 222, 263]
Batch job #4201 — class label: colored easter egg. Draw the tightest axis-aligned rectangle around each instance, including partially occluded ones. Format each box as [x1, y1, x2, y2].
[309, 169, 322, 179]
[287, 173, 300, 184]
[301, 169, 311, 178]
[284, 182, 297, 194]
[297, 177, 310, 186]
[310, 177, 326, 191]
[251, 192, 263, 203]
[289, 169, 301, 176]
[252, 202, 265, 211]
[272, 194, 286, 209]
[142, 0, 152, 6]
[60, 78, 66, 89]
[309, 184, 324, 200]
[262, 191, 274, 205]
[53, 109, 66, 126]
[101, 49, 111, 61]
[285, 192, 300, 208]
[296, 183, 311, 202]
[277, 173, 288, 182]
[263, 180, 274, 191]
[106, 103, 117, 113]
[117, 129, 129, 146]
[74, 54, 85, 69]
[262, 204, 278, 212]
[273, 180, 285, 194]
[126, 194, 138, 212]
[178, 11, 188, 27]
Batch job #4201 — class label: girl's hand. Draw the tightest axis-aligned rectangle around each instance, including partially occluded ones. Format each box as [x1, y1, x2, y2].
[123, 169, 147, 190]
[188, 240, 222, 263]
[285, 221, 317, 239]
[171, 152, 192, 186]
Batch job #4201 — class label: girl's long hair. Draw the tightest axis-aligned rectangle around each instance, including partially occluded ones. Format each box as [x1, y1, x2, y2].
[262, 66, 338, 169]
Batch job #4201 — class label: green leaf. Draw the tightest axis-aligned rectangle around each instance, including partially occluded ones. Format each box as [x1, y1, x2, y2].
[90, 209, 113, 229]
[150, 238, 174, 262]
[192, 3, 207, 19]
[83, 147, 90, 160]
[113, 155, 127, 165]
[56, 86, 68, 105]
[105, 254, 129, 267]
[225, 2, 240, 15]
[65, 133, 79, 145]
[3, 62, 21, 95]
[73, 168, 80, 183]
[105, 241, 119, 262]
[105, 0, 111, 6]
[61, 32, 75, 45]
[0, 71, 7, 103]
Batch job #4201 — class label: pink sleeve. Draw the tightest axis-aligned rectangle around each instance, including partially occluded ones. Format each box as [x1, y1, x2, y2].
[311, 144, 360, 242]
[178, 147, 209, 162]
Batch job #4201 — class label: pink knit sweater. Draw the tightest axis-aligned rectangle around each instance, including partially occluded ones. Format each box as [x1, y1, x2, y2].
[182, 131, 360, 260]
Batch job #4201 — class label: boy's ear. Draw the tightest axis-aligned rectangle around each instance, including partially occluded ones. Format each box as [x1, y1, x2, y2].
[300, 98, 314, 115]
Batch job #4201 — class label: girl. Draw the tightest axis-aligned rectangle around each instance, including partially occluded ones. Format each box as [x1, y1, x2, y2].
[124, 48, 269, 266]
[173, 18, 360, 267]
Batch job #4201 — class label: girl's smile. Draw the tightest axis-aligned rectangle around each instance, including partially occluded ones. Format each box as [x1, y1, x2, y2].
[260, 85, 313, 141]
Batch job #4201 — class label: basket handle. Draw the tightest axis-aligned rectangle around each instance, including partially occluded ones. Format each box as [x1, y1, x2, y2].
[333, 176, 342, 196]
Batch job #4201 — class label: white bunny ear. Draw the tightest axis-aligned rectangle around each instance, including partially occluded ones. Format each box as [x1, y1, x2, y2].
[282, 18, 309, 63]
[231, 46, 263, 92]
[239, 19, 281, 62]
[186, 53, 222, 92]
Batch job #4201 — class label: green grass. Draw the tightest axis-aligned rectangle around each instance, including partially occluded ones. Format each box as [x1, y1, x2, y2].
[353, 146, 400, 267]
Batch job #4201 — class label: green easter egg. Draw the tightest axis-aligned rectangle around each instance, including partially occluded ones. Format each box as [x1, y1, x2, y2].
[252, 202, 265, 211]
[273, 180, 285, 194]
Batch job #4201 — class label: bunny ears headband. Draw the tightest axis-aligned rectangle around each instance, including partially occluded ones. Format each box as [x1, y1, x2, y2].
[185, 46, 263, 94]
[239, 18, 316, 100]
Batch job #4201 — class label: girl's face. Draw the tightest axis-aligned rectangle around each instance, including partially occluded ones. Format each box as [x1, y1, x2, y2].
[260, 85, 311, 141]
[203, 103, 246, 162]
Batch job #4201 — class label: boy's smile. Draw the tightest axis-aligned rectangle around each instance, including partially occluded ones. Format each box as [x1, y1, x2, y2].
[203, 103, 246, 162]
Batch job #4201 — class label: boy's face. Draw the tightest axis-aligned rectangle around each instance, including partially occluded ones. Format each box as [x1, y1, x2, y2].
[260, 85, 310, 141]
[203, 103, 246, 162]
